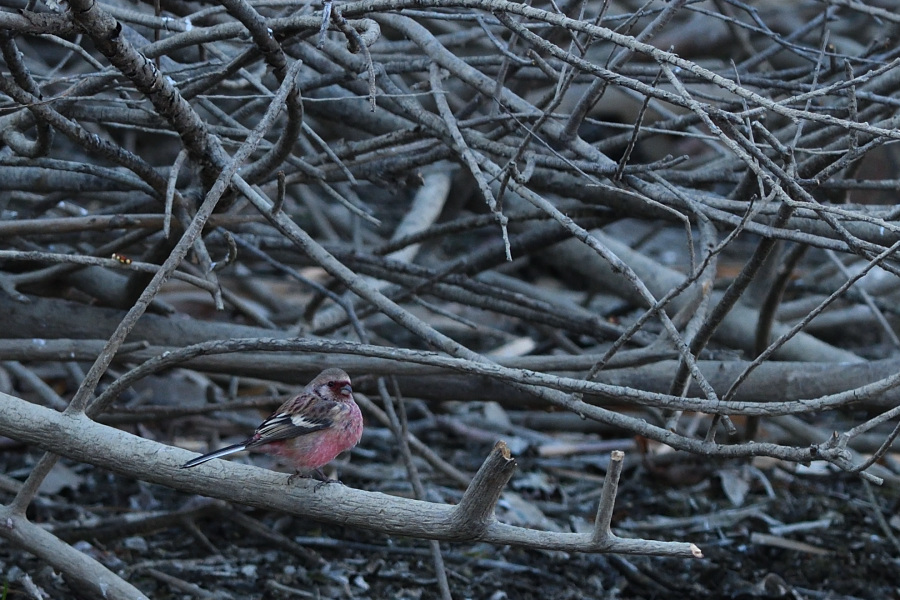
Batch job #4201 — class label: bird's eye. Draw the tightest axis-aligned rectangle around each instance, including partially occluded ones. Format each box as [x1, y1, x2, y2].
[328, 381, 337, 388]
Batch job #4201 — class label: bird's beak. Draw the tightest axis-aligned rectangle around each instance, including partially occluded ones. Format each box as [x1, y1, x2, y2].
[342, 384, 352, 396]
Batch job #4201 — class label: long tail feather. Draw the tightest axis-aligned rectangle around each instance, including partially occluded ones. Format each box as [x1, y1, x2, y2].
[180, 443, 248, 469]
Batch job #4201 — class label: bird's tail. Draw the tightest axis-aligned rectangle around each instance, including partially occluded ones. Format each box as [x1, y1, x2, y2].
[180, 443, 248, 469]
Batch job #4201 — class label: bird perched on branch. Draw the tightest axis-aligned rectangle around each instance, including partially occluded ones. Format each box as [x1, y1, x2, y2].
[181, 368, 362, 483]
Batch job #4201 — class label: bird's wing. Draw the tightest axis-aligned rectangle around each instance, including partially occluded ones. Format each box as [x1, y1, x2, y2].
[245, 393, 337, 446]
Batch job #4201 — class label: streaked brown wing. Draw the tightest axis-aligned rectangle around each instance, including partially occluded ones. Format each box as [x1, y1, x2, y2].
[246, 393, 337, 446]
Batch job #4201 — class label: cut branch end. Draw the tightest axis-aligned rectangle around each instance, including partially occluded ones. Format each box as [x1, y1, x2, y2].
[450, 440, 517, 537]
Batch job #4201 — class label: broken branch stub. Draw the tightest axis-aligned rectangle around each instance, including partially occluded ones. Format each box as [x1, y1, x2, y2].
[450, 440, 517, 537]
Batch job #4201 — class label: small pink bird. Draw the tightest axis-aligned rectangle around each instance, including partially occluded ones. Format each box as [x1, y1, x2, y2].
[181, 368, 363, 483]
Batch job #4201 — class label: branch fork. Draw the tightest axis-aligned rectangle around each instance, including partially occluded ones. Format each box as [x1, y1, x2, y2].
[446, 442, 703, 557]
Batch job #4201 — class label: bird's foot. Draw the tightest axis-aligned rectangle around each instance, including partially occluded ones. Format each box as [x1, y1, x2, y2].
[287, 469, 343, 491]
[313, 478, 342, 492]
[312, 468, 343, 491]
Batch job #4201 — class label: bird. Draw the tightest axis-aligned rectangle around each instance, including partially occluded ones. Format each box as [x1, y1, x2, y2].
[180, 368, 362, 484]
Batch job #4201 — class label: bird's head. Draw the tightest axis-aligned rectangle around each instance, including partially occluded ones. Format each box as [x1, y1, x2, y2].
[311, 368, 353, 401]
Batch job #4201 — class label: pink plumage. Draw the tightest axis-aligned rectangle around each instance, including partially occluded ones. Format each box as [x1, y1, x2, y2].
[181, 368, 363, 482]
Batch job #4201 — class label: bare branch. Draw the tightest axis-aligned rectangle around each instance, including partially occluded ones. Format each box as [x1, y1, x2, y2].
[0, 391, 699, 558]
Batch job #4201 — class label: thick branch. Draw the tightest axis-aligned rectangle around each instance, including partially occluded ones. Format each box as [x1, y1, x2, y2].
[0, 392, 699, 557]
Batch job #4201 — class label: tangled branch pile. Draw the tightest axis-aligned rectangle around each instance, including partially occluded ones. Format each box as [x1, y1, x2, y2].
[2, 0, 900, 597]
